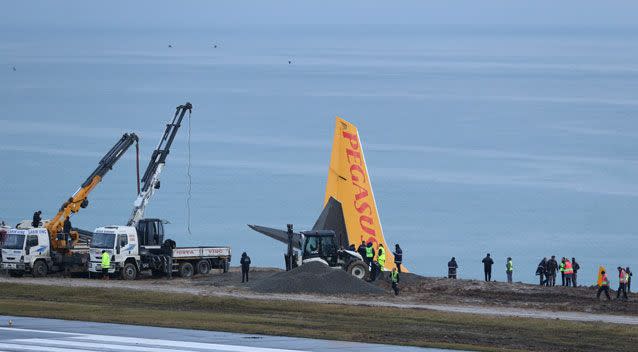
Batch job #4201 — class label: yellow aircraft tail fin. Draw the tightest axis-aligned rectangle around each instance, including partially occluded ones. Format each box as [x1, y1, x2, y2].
[324, 117, 403, 271]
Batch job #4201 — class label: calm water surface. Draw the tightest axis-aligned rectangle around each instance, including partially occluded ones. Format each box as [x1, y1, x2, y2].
[1, 25, 637, 283]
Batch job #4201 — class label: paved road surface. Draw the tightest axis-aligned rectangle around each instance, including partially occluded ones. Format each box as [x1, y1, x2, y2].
[0, 316, 451, 352]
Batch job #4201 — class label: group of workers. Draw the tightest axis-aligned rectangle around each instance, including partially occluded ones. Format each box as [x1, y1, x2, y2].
[349, 241, 403, 295]
[447, 254, 514, 283]
[597, 267, 632, 301]
[536, 256, 580, 287]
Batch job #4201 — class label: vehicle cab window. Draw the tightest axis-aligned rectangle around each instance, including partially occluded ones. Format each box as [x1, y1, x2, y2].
[26, 235, 38, 247]
[119, 234, 128, 248]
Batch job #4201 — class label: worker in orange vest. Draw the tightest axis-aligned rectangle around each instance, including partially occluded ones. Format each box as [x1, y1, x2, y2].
[617, 267, 629, 301]
[563, 259, 574, 287]
[597, 270, 611, 301]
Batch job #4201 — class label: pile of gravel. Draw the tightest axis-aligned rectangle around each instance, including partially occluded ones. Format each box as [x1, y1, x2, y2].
[252, 261, 384, 295]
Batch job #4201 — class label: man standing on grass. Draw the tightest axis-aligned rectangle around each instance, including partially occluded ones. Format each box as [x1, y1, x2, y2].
[482, 253, 494, 282]
[448, 257, 458, 279]
[547, 256, 558, 286]
[571, 258, 580, 287]
[240, 252, 251, 283]
[506, 257, 513, 283]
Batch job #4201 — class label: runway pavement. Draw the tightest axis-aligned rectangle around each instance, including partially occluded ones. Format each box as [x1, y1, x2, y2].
[0, 315, 453, 352]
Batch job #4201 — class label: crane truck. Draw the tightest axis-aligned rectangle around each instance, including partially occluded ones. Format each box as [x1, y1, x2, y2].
[88, 103, 231, 280]
[1, 133, 140, 277]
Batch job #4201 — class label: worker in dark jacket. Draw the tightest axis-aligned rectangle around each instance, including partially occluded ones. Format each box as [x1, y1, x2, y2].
[617, 267, 629, 300]
[536, 257, 547, 285]
[63, 217, 72, 246]
[482, 253, 494, 281]
[448, 257, 458, 279]
[546, 256, 558, 286]
[571, 258, 580, 287]
[32, 210, 42, 228]
[240, 252, 251, 283]
[393, 244, 403, 273]
[357, 241, 367, 262]
[626, 267, 633, 293]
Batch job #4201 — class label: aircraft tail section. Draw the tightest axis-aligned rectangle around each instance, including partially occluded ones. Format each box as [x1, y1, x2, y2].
[312, 197, 348, 248]
[324, 117, 399, 271]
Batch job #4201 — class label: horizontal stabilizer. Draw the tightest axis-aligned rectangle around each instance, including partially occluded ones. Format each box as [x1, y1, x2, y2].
[247, 224, 303, 249]
[312, 197, 349, 248]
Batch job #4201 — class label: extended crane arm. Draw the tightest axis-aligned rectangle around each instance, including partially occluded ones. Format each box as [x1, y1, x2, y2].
[127, 102, 192, 227]
[47, 133, 139, 250]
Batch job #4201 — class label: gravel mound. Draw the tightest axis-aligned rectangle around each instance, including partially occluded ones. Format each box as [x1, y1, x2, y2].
[252, 261, 384, 295]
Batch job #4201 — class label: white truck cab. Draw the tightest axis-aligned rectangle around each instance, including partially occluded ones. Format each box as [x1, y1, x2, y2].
[1, 228, 51, 277]
[89, 226, 139, 279]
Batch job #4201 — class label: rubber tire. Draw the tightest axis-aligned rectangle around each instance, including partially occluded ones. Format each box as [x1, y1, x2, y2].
[32, 260, 48, 278]
[222, 259, 229, 273]
[179, 262, 194, 278]
[196, 260, 211, 275]
[8, 270, 24, 278]
[347, 260, 370, 280]
[121, 262, 138, 280]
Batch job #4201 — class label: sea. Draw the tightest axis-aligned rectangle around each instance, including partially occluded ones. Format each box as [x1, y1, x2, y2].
[1, 24, 637, 284]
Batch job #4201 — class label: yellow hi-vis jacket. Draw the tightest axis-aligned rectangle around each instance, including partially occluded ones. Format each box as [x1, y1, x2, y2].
[365, 245, 374, 259]
[378, 246, 386, 267]
[101, 252, 111, 269]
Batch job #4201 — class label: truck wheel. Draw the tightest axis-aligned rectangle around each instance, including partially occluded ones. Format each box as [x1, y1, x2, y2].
[121, 263, 138, 280]
[222, 259, 229, 273]
[32, 260, 48, 278]
[347, 260, 369, 280]
[196, 260, 211, 275]
[179, 262, 194, 278]
[8, 270, 24, 278]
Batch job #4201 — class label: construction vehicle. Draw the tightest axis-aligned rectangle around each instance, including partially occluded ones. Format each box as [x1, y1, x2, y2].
[249, 224, 369, 280]
[88, 103, 232, 279]
[1, 133, 139, 277]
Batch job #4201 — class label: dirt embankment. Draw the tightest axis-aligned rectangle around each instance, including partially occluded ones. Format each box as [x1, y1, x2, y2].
[2, 265, 636, 318]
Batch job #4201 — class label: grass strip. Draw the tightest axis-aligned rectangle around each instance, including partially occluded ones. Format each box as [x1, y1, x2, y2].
[0, 283, 635, 351]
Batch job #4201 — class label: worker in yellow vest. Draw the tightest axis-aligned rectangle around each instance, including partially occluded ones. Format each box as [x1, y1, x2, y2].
[559, 258, 566, 286]
[101, 250, 111, 280]
[597, 270, 611, 300]
[391, 267, 400, 295]
[617, 267, 629, 300]
[377, 244, 386, 268]
[506, 257, 513, 283]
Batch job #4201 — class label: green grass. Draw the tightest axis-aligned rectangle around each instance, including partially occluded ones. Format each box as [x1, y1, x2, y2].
[0, 283, 635, 351]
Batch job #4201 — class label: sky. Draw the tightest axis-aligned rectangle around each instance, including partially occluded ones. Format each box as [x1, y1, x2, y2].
[2, 1, 637, 29]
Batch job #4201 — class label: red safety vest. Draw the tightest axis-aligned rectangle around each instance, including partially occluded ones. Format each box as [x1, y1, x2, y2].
[564, 261, 574, 275]
[601, 274, 609, 287]
[620, 270, 628, 284]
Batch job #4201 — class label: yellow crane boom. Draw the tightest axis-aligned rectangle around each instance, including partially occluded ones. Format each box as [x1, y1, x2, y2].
[47, 133, 139, 251]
